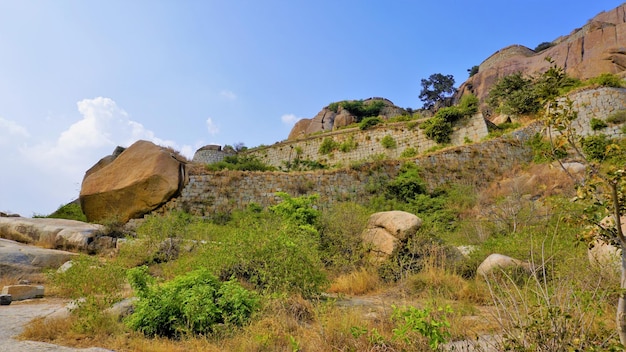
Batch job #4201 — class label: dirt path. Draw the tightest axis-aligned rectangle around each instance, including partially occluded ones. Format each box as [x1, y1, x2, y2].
[0, 299, 112, 352]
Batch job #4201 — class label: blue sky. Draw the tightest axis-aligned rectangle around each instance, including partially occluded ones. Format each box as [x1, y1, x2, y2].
[1, 0, 623, 216]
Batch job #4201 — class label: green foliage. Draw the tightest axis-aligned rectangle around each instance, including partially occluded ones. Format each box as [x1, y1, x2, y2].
[385, 163, 426, 202]
[319, 137, 339, 155]
[206, 155, 275, 171]
[400, 147, 418, 158]
[581, 134, 613, 161]
[419, 73, 456, 109]
[49, 255, 126, 333]
[359, 116, 383, 130]
[590, 118, 608, 131]
[607, 110, 626, 125]
[45, 202, 87, 222]
[527, 133, 567, 163]
[487, 72, 540, 115]
[318, 202, 370, 272]
[458, 94, 479, 115]
[467, 65, 479, 77]
[380, 135, 397, 149]
[339, 136, 358, 152]
[534, 41, 554, 52]
[328, 99, 385, 122]
[391, 305, 452, 350]
[434, 106, 464, 123]
[588, 73, 624, 88]
[421, 115, 452, 144]
[126, 267, 259, 337]
[270, 192, 320, 227]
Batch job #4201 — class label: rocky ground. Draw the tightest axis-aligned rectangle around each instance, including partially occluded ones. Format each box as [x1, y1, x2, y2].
[0, 299, 112, 352]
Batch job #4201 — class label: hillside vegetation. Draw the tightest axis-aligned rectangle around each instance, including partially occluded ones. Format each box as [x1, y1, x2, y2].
[26, 68, 626, 351]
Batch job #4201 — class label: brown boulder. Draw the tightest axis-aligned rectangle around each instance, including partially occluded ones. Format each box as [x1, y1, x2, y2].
[362, 211, 422, 259]
[287, 119, 313, 140]
[80, 140, 187, 223]
[457, 3, 626, 114]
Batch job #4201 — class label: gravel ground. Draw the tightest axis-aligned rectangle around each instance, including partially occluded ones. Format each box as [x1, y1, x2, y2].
[0, 299, 113, 352]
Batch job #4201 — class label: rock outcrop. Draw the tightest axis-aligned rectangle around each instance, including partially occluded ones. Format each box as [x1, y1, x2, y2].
[0, 238, 76, 277]
[457, 3, 626, 114]
[361, 211, 422, 259]
[0, 217, 108, 252]
[287, 98, 406, 140]
[476, 253, 532, 277]
[80, 140, 188, 223]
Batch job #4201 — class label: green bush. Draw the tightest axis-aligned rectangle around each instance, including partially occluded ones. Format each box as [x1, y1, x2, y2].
[467, 65, 479, 77]
[434, 106, 464, 123]
[45, 202, 87, 222]
[126, 267, 259, 338]
[487, 73, 541, 115]
[458, 94, 479, 116]
[590, 118, 608, 131]
[385, 163, 427, 202]
[381, 135, 397, 149]
[319, 137, 339, 155]
[421, 116, 452, 144]
[400, 147, 418, 158]
[206, 155, 275, 171]
[534, 41, 554, 52]
[359, 116, 383, 130]
[606, 110, 626, 124]
[588, 73, 624, 88]
[339, 136, 358, 152]
[526, 133, 567, 163]
[581, 134, 612, 161]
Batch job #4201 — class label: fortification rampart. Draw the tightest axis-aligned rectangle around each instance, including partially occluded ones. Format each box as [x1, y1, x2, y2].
[244, 113, 489, 169]
[557, 87, 626, 138]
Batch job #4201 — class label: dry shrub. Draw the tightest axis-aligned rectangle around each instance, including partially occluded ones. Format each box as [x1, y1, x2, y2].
[20, 316, 75, 342]
[328, 268, 380, 295]
[0, 228, 33, 244]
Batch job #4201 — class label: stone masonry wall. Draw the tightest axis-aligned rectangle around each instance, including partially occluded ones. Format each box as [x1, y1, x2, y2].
[163, 124, 540, 217]
[245, 113, 489, 169]
[560, 87, 626, 138]
[161, 87, 625, 217]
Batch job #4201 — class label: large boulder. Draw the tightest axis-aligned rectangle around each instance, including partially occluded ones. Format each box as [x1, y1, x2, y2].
[588, 215, 626, 274]
[477, 253, 531, 277]
[80, 140, 188, 223]
[361, 211, 422, 258]
[456, 3, 626, 114]
[0, 238, 76, 277]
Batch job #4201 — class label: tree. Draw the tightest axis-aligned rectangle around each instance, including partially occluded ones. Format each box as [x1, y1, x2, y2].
[544, 91, 626, 346]
[467, 65, 479, 77]
[419, 73, 456, 110]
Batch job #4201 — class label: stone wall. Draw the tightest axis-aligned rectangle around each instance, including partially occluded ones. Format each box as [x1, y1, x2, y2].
[245, 113, 489, 169]
[163, 123, 540, 217]
[559, 87, 626, 138]
[192, 145, 235, 164]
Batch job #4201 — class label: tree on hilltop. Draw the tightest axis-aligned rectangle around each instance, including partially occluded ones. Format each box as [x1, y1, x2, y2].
[419, 73, 456, 110]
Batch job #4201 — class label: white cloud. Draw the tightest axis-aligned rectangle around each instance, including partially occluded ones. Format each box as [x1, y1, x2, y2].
[0, 117, 30, 144]
[219, 90, 237, 101]
[281, 113, 301, 126]
[206, 117, 219, 135]
[1, 97, 196, 216]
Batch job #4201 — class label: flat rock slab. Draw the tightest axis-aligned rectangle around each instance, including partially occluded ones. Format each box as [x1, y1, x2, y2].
[0, 217, 109, 252]
[0, 238, 76, 277]
[0, 299, 113, 352]
[2, 285, 44, 301]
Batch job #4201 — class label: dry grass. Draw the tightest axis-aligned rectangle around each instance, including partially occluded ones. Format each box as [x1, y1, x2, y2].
[328, 268, 380, 295]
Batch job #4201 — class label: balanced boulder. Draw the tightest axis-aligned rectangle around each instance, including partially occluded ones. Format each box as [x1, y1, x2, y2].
[80, 140, 187, 223]
[361, 211, 422, 258]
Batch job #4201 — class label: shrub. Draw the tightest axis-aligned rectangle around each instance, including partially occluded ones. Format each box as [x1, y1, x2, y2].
[339, 136, 358, 152]
[45, 202, 87, 222]
[527, 133, 567, 163]
[534, 41, 554, 52]
[319, 137, 339, 155]
[589, 73, 624, 88]
[467, 65, 479, 77]
[385, 163, 427, 202]
[381, 135, 397, 149]
[206, 155, 275, 171]
[126, 267, 259, 338]
[487, 72, 541, 115]
[421, 116, 452, 144]
[581, 134, 613, 161]
[400, 147, 418, 158]
[391, 304, 452, 350]
[434, 106, 464, 123]
[458, 94, 479, 116]
[359, 116, 383, 130]
[606, 110, 626, 124]
[590, 118, 608, 131]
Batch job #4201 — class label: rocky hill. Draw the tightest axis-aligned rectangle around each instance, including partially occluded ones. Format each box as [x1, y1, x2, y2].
[457, 3, 626, 111]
